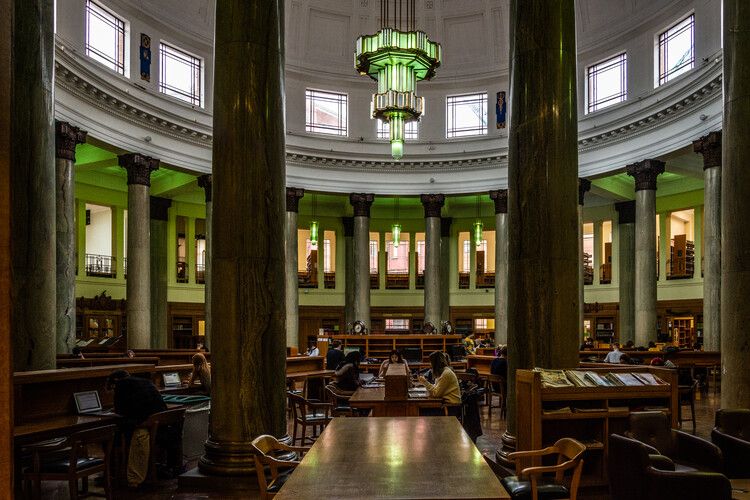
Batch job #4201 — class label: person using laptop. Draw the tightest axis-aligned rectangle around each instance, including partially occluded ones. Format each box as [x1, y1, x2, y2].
[185, 352, 211, 395]
[333, 350, 363, 394]
[418, 351, 461, 413]
[106, 370, 176, 488]
[378, 350, 409, 378]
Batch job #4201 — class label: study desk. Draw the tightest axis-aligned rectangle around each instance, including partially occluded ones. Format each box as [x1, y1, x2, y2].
[349, 386, 444, 417]
[275, 417, 508, 499]
[14, 414, 119, 445]
[732, 479, 750, 500]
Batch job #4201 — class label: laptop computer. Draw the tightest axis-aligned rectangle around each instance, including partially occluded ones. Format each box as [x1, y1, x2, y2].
[162, 372, 182, 388]
[73, 390, 115, 416]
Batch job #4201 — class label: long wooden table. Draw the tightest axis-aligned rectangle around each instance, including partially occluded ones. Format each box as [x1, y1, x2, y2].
[276, 417, 508, 499]
[349, 386, 445, 417]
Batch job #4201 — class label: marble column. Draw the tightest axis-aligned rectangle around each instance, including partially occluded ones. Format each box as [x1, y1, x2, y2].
[350, 193, 374, 330]
[440, 217, 452, 324]
[615, 201, 636, 345]
[577, 179, 591, 339]
[503, 0, 579, 464]
[149, 197, 171, 349]
[693, 132, 721, 352]
[197, 0, 287, 478]
[490, 190, 509, 345]
[421, 194, 445, 328]
[721, 1, 750, 409]
[55, 121, 87, 353]
[11, 0, 56, 371]
[627, 159, 664, 347]
[197, 174, 213, 349]
[285, 188, 304, 348]
[343, 217, 355, 327]
[118, 153, 159, 349]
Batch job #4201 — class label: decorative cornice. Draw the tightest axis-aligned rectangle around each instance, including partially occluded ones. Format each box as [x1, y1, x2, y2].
[489, 189, 508, 214]
[286, 187, 305, 213]
[441, 217, 452, 238]
[350, 193, 375, 217]
[342, 216, 354, 237]
[118, 153, 160, 186]
[693, 130, 722, 169]
[55, 120, 87, 161]
[197, 174, 213, 203]
[150, 196, 172, 221]
[578, 178, 591, 206]
[626, 159, 665, 191]
[420, 194, 445, 218]
[615, 200, 636, 225]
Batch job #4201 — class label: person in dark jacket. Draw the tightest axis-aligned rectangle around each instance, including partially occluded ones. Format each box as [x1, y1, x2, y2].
[333, 351, 363, 394]
[326, 340, 345, 369]
[490, 345, 508, 378]
[106, 370, 172, 487]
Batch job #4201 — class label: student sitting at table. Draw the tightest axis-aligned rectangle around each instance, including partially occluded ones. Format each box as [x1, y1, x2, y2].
[419, 351, 461, 410]
[333, 351, 363, 394]
[326, 340, 345, 369]
[186, 352, 211, 395]
[378, 349, 410, 378]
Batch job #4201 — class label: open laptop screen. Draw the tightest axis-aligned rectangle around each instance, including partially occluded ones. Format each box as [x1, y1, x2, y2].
[162, 372, 182, 387]
[74, 391, 102, 414]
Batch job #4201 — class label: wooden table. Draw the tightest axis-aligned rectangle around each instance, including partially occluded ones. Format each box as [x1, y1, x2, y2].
[14, 414, 119, 445]
[349, 386, 445, 417]
[275, 417, 508, 499]
[732, 479, 750, 500]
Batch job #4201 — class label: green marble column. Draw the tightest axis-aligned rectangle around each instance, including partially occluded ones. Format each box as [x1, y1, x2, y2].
[616, 201, 636, 346]
[285, 188, 304, 348]
[350, 193, 374, 330]
[343, 217, 355, 327]
[198, 175, 212, 349]
[439, 217, 452, 324]
[11, 0, 56, 371]
[421, 194, 445, 328]
[55, 121, 87, 354]
[503, 0, 579, 463]
[150, 197, 171, 349]
[721, 1, 750, 409]
[578, 179, 591, 340]
[198, 0, 287, 477]
[490, 190, 508, 345]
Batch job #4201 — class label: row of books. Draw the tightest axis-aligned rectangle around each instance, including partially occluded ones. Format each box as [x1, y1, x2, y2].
[535, 368, 666, 388]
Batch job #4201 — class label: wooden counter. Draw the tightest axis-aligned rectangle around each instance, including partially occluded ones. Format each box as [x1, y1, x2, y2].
[349, 386, 443, 417]
[329, 334, 463, 361]
[56, 357, 160, 368]
[466, 355, 496, 375]
[579, 349, 720, 368]
[275, 417, 508, 499]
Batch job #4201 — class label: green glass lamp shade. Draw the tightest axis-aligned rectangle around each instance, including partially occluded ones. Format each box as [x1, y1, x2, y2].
[392, 223, 402, 248]
[473, 221, 484, 247]
[356, 28, 441, 159]
[310, 220, 319, 245]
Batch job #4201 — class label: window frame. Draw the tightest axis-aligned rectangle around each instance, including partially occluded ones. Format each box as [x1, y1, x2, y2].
[84, 0, 129, 77]
[446, 92, 488, 139]
[586, 52, 627, 114]
[377, 118, 419, 141]
[158, 41, 204, 107]
[305, 88, 349, 137]
[656, 13, 695, 87]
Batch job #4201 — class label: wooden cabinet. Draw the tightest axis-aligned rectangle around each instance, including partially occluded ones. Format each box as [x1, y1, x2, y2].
[168, 303, 205, 349]
[75, 292, 126, 348]
[583, 302, 619, 345]
[515, 367, 677, 491]
[330, 334, 463, 362]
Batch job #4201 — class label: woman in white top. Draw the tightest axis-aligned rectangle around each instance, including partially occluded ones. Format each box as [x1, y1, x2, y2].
[378, 350, 410, 378]
[419, 351, 461, 405]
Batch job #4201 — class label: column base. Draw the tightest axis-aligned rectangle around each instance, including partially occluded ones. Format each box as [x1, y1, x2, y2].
[495, 430, 517, 471]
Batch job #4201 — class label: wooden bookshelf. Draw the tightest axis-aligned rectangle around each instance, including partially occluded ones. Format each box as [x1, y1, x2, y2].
[515, 366, 678, 489]
[329, 334, 463, 362]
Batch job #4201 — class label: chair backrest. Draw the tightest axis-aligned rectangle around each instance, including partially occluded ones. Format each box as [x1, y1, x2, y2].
[608, 434, 651, 500]
[288, 391, 306, 420]
[251, 434, 283, 459]
[324, 384, 349, 405]
[550, 438, 586, 492]
[715, 409, 750, 439]
[626, 411, 676, 456]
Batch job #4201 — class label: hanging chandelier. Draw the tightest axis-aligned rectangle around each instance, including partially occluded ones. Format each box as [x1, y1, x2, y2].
[474, 195, 483, 247]
[392, 197, 401, 248]
[355, 0, 442, 160]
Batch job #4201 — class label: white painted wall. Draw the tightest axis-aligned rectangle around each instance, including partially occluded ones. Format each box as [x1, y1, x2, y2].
[84, 204, 112, 256]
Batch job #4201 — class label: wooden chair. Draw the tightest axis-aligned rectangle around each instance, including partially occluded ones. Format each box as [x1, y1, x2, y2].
[251, 435, 310, 499]
[486, 374, 507, 419]
[22, 424, 116, 500]
[678, 379, 699, 434]
[501, 437, 586, 500]
[288, 391, 332, 445]
[324, 384, 353, 417]
[123, 408, 185, 484]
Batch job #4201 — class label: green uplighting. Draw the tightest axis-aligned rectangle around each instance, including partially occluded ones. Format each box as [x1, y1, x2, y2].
[392, 223, 402, 248]
[310, 220, 319, 246]
[473, 221, 484, 247]
[356, 27, 441, 160]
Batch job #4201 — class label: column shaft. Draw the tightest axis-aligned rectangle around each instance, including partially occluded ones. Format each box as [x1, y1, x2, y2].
[439, 218, 452, 324]
[704, 167, 721, 351]
[198, 174, 213, 349]
[634, 189, 657, 346]
[350, 194, 374, 329]
[127, 184, 151, 348]
[721, 1, 750, 408]
[55, 122, 87, 353]
[616, 201, 636, 345]
[490, 190, 508, 345]
[12, 0, 56, 371]
[199, 0, 287, 476]
[343, 217, 355, 327]
[285, 209, 299, 348]
[506, 0, 579, 447]
[150, 197, 170, 349]
[421, 194, 445, 327]
[578, 179, 590, 339]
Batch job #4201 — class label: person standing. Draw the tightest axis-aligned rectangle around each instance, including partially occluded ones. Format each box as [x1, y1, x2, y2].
[326, 340, 345, 369]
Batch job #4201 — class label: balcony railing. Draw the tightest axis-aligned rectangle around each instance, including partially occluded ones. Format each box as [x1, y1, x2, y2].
[85, 254, 116, 278]
[476, 272, 495, 289]
[386, 272, 409, 289]
[370, 273, 379, 289]
[324, 272, 335, 289]
[196, 263, 205, 284]
[177, 258, 188, 283]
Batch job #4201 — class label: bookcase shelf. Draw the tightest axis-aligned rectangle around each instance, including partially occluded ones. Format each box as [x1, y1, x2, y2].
[330, 334, 463, 362]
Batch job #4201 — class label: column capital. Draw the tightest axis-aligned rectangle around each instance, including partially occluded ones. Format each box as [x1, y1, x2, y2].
[198, 174, 213, 203]
[118, 153, 160, 186]
[150, 196, 172, 221]
[489, 189, 508, 214]
[692, 131, 722, 169]
[342, 216, 354, 237]
[626, 159, 665, 191]
[440, 217, 452, 238]
[349, 193, 375, 217]
[285, 187, 305, 212]
[55, 121, 87, 161]
[420, 194, 445, 218]
[578, 178, 591, 206]
[615, 200, 636, 224]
